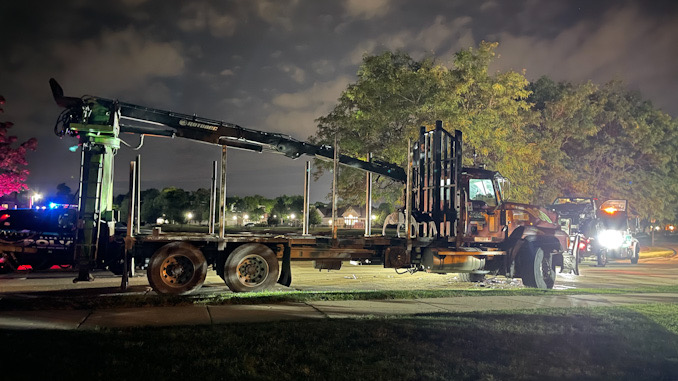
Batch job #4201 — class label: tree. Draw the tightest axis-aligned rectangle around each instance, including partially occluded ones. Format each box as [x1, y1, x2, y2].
[54, 183, 75, 204]
[0, 95, 37, 196]
[189, 188, 211, 222]
[526, 77, 603, 204]
[270, 195, 303, 224]
[140, 188, 162, 224]
[528, 78, 678, 220]
[313, 42, 539, 203]
[308, 207, 322, 226]
[156, 187, 190, 223]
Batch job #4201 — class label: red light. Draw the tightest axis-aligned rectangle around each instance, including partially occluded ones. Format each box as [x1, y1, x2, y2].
[578, 241, 587, 250]
[0, 214, 9, 221]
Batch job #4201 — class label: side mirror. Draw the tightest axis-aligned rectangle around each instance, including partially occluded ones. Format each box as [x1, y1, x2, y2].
[498, 178, 510, 201]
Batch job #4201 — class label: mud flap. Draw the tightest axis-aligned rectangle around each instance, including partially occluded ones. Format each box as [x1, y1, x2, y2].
[277, 245, 292, 286]
[560, 234, 579, 275]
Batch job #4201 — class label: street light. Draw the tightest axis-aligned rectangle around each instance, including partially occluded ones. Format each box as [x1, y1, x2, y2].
[185, 212, 193, 222]
[29, 193, 42, 209]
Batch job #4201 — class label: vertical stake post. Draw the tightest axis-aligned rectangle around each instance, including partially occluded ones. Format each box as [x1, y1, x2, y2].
[365, 153, 373, 236]
[406, 139, 413, 240]
[332, 135, 338, 239]
[219, 147, 227, 239]
[209, 161, 217, 235]
[135, 155, 141, 235]
[303, 161, 311, 235]
[122, 160, 136, 291]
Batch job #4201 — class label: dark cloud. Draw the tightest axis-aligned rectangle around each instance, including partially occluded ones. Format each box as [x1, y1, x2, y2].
[1, 0, 675, 201]
[492, 4, 678, 113]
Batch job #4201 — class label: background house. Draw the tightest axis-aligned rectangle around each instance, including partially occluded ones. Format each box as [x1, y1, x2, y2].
[316, 205, 378, 229]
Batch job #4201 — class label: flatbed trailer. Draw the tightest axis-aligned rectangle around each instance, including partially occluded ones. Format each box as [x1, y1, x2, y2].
[126, 228, 408, 293]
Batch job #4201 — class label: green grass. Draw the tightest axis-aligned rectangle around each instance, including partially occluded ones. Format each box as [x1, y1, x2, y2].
[2, 284, 678, 311]
[1, 303, 677, 380]
[627, 303, 678, 335]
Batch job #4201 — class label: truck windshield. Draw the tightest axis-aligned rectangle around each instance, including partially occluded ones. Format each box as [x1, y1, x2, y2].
[469, 179, 497, 206]
[553, 198, 592, 205]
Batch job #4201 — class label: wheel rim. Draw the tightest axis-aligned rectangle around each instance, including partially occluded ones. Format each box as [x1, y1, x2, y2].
[236, 254, 269, 287]
[160, 255, 195, 287]
[600, 251, 607, 265]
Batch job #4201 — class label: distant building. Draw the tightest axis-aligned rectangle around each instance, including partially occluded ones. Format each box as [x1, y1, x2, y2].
[316, 205, 377, 228]
[0, 193, 20, 210]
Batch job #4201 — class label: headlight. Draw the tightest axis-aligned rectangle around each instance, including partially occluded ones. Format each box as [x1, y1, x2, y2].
[598, 230, 624, 249]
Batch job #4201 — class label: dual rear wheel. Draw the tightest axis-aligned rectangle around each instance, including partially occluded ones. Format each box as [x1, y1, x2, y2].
[147, 242, 279, 295]
[223, 243, 279, 293]
[147, 242, 208, 295]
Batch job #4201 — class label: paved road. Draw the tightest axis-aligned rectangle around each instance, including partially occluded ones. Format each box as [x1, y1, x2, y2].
[0, 236, 675, 330]
[0, 237, 675, 297]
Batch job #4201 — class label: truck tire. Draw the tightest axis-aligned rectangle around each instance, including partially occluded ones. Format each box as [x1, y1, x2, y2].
[30, 259, 53, 271]
[147, 242, 207, 295]
[458, 273, 485, 282]
[519, 244, 556, 289]
[224, 243, 279, 293]
[597, 249, 608, 267]
[630, 244, 640, 264]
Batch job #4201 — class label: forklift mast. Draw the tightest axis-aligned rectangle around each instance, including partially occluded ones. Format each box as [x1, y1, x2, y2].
[411, 121, 463, 240]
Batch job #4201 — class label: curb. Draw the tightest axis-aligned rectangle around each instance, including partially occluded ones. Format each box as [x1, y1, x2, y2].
[639, 247, 676, 259]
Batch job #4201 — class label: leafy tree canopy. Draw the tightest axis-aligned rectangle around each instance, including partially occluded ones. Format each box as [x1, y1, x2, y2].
[313, 43, 677, 221]
[313, 42, 539, 204]
[528, 77, 678, 220]
[0, 95, 37, 196]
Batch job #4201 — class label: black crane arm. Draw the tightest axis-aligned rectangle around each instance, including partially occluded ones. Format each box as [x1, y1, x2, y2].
[50, 78, 406, 182]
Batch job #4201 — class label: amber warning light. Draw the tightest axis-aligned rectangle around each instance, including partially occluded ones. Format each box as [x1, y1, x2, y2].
[603, 207, 618, 214]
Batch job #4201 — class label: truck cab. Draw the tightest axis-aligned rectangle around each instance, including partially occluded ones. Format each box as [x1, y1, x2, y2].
[593, 199, 640, 266]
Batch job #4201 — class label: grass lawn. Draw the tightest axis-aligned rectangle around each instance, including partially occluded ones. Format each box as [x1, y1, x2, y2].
[3, 285, 678, 311]
[2, 303, 677, 380]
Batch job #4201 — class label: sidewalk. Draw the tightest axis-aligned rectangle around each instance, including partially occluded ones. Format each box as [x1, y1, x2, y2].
[1, 292, 677, 330]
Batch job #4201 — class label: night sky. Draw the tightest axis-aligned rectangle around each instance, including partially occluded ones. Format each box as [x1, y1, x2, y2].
[1, 0, 676, 202]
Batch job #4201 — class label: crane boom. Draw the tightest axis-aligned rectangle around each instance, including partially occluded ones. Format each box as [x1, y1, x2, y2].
[49, 78, 404, 282]
[50, 79, 406, 182]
